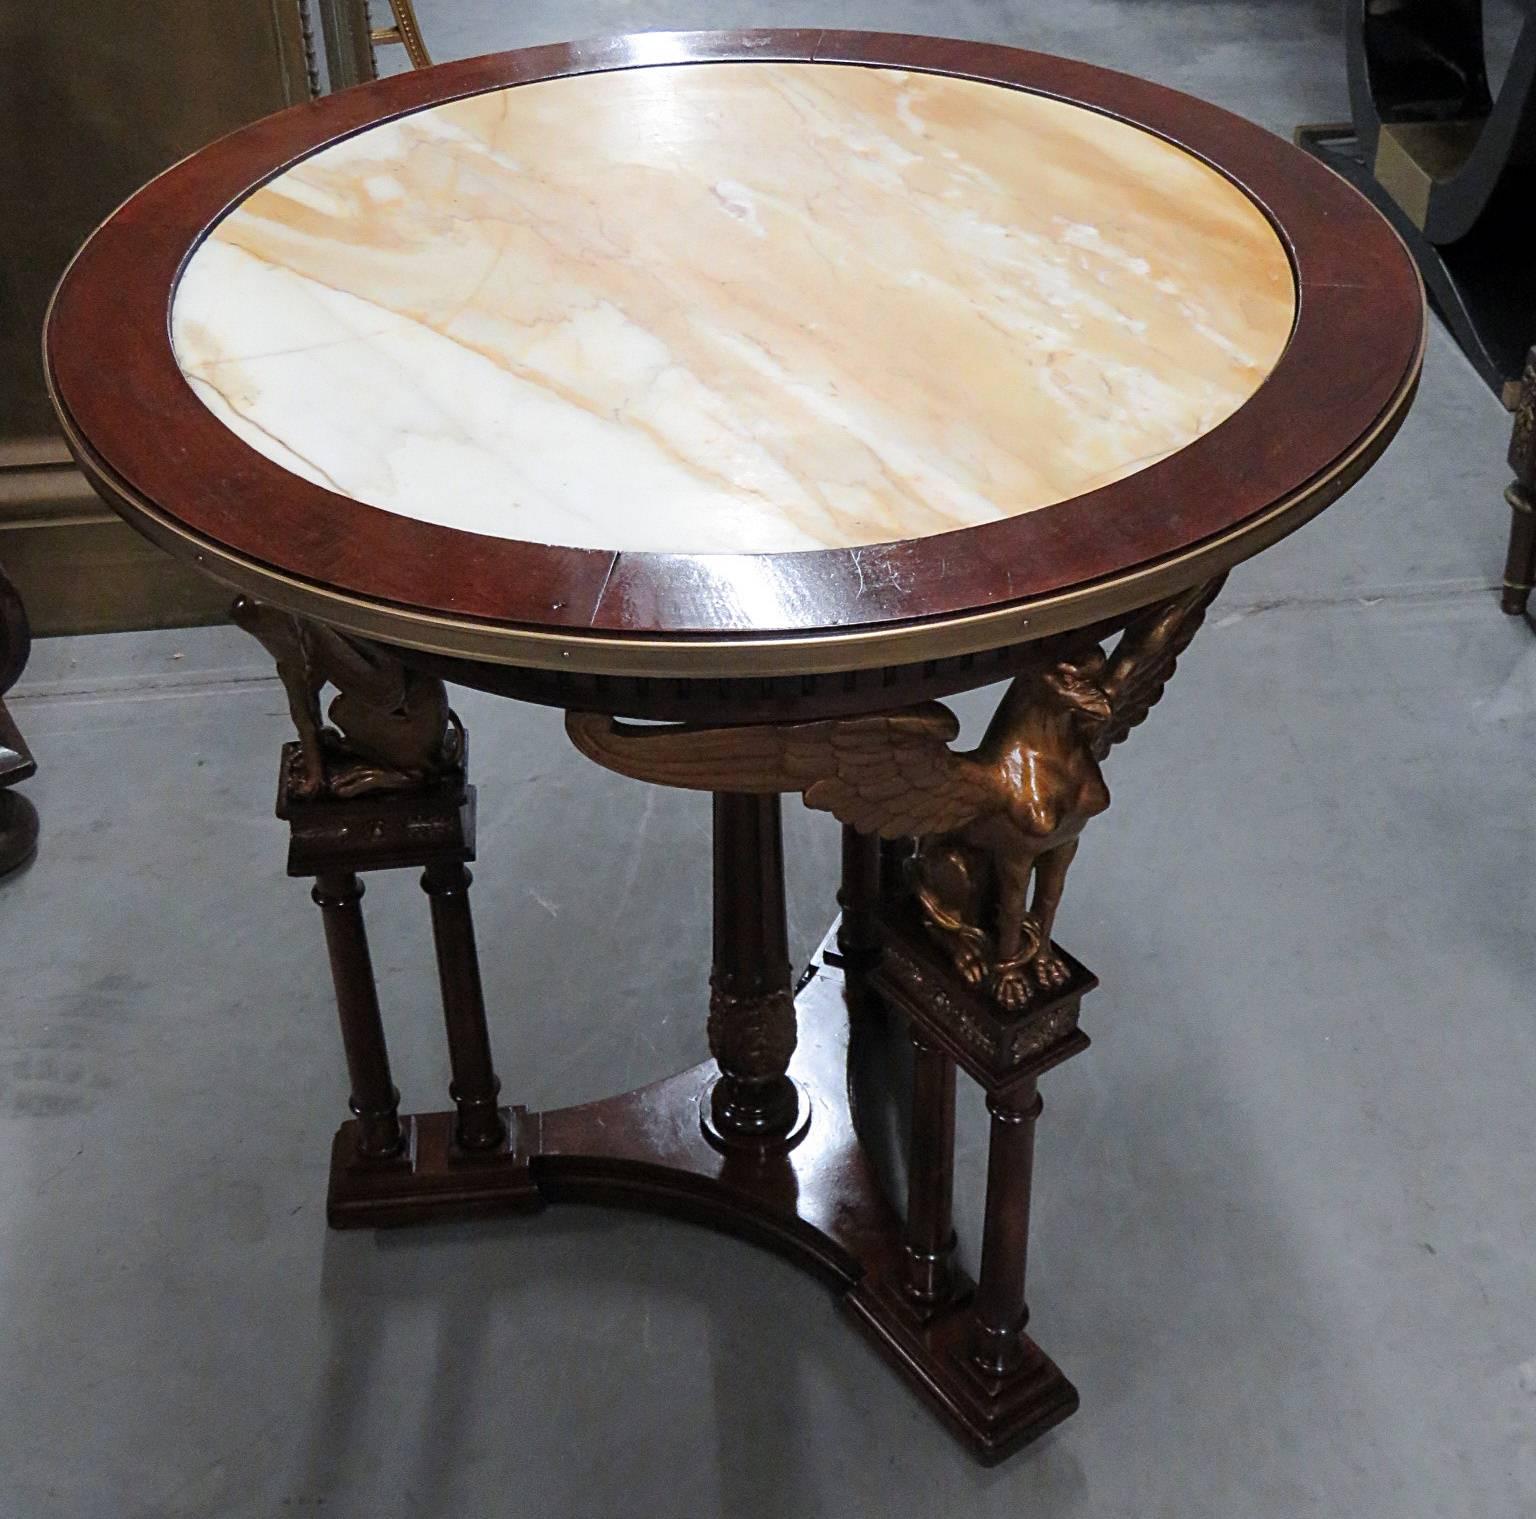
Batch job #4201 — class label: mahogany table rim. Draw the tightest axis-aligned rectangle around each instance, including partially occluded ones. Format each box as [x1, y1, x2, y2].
[48, 345, 1421, 678]
[44, 29, 1427, 679]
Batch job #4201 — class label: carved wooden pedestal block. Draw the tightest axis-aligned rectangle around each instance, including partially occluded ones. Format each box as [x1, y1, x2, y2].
[874, 898, 1095, 1083]
[276, 737, 540, 1224]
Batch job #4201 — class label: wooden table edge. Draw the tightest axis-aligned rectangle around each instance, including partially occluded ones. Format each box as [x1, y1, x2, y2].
[49, 330, 1423, 679]
[42, 30, 1428, 664]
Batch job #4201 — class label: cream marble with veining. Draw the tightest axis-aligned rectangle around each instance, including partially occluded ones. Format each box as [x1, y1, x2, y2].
[171, 62, 1296, 555]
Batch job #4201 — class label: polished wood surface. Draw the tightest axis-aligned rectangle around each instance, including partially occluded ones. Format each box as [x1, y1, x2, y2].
[707, 793, 803, 1141]
[902, 1031, 958, 1306]
[276, 724, 539, 1214]
[46, 30, 1424, 676]
[310, 870, 405, 1160]
[422, 860, 507, 1153]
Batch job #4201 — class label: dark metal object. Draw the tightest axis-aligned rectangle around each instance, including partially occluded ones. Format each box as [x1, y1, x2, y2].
[311, 870, 404, 1160]
[0, 563, 38, 878]
[1298, 1, 1536, 401]
[1503, 345, 1536, 621]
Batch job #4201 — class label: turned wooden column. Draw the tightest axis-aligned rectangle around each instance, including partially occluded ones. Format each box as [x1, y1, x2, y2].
[836, 824, 881, 962]
[421, 860, 506, 1152]
[707, 792, 799, 1139]
[969, 1080, 1043, 1377]
[903, 1031, 957, 1307]
[312, 869, 404, 1160]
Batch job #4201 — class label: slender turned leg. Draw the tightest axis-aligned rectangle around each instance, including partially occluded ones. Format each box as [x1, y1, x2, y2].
[903, 1031, 958, 1306]
[970, 1080, 1043, 1377]
[1502, 484, 1534, 616]
[837, 825, 881, 961]
[708, 792, 799, 1139]
[312, 870, 404, 1161]
[421, 861, 506, 1152]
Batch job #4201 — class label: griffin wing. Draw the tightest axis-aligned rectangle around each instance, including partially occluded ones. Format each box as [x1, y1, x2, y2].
[566, 703, 997, 837]
[1092, 577, 1225, 760]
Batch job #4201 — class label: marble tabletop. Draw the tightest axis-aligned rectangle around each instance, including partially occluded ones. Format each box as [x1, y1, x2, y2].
[171, 61, 1296, 557]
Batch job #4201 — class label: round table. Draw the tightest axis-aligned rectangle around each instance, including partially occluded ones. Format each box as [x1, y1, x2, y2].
[45, 30, 1423, 1464]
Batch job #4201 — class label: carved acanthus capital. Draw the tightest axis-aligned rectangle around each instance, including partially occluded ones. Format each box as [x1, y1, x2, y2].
[707, 978, 799, 1084]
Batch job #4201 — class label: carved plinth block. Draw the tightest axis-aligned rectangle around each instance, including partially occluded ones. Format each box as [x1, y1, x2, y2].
[277, 739, 475, 877]
[844, 1272, 1080, 1465]
[872, 896, 1094, 1094]
[327, 1106, 541, 1228]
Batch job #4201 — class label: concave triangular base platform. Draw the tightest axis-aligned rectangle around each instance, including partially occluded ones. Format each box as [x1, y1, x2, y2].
[325, 927, 1077, 1464]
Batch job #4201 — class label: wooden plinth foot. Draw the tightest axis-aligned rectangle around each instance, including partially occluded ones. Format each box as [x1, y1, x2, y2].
[844, 1271, 1079, 1465]
[0, 789, 39, 878]
[327, 1107, 540, 1227]
[314, 922, 1088, 1464]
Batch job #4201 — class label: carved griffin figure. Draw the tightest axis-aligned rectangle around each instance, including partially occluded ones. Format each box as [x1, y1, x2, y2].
[232, 597, 461, 800]
[568, 579, 1222, 1010]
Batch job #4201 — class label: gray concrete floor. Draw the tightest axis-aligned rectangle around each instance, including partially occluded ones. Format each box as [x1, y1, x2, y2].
[5, 3, 1536, 1515]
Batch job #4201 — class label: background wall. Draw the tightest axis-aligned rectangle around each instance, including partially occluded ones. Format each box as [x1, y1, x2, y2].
[0, 0, 317, 632]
